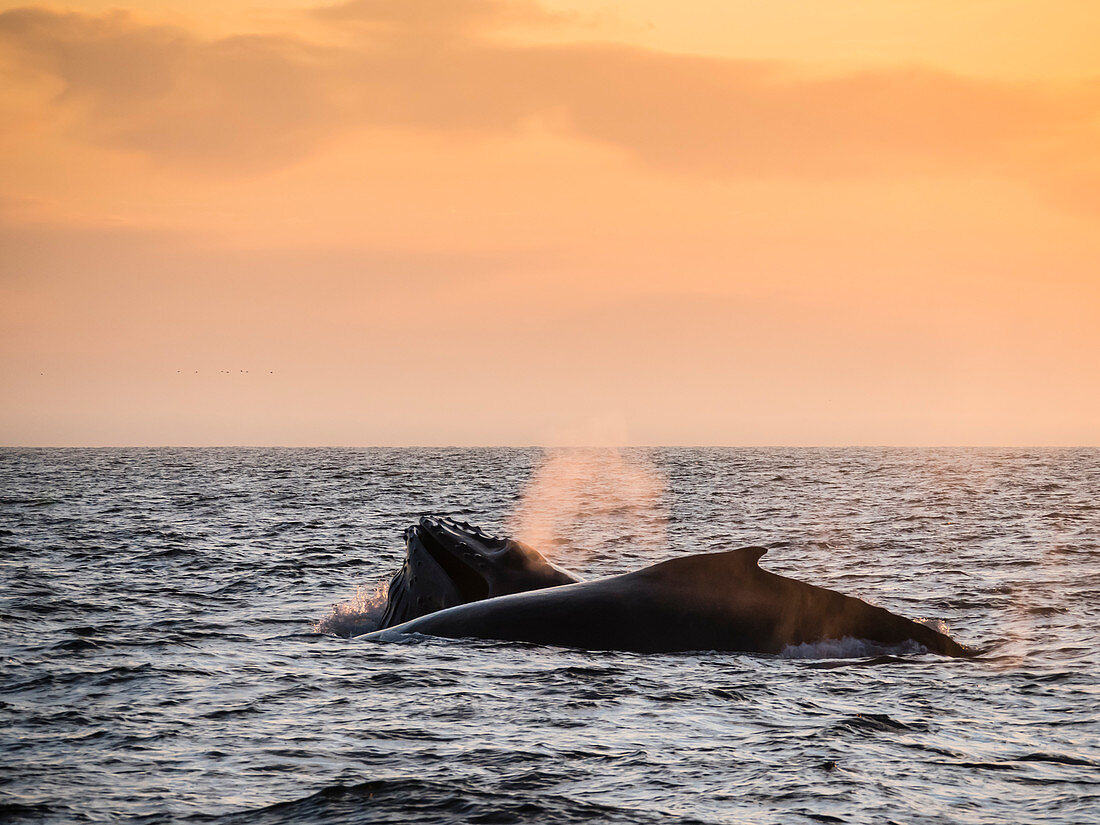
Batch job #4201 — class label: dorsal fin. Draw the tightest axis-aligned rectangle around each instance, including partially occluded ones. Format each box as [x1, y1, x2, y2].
[642, 547, 768, 579]
[729, 546, 768, 564]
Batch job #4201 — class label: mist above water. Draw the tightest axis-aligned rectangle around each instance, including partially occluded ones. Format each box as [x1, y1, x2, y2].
[508, 447, 670, 569]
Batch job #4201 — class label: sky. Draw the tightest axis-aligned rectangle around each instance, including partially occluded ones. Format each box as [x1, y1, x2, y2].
[1, 0, 1098, 446]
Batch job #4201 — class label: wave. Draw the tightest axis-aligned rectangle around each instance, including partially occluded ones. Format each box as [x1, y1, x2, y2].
[198, 777, 708, 825]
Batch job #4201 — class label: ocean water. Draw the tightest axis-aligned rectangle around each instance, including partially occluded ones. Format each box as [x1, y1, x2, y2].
[1, 447, 1098, 824]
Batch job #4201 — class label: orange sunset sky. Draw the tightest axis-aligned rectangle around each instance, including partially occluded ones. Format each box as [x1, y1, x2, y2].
[1, 1, 1098, 446]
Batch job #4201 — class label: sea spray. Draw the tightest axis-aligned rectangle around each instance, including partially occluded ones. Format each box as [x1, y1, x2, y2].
[780, 637, 928, 659]
[313, 580, 389, 638]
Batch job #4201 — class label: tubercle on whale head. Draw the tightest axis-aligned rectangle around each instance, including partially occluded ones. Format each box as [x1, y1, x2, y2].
[376, 516, 578, 630]
[419, 515, 577, 580]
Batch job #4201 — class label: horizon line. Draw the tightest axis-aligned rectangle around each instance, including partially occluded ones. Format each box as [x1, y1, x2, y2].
[3, 443, 1098, 450]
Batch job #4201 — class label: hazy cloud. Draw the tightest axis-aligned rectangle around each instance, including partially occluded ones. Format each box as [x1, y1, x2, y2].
[1, 3, 1096, 193]
[0, 7, 344, 168]
[311, 0, 572, 34]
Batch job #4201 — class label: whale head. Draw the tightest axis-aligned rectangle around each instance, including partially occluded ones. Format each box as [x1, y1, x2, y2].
[376, 516, 578, 629]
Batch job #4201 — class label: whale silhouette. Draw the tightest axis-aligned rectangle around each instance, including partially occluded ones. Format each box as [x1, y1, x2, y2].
[366, 516, 973, 657]
[377, 516, 577, 629]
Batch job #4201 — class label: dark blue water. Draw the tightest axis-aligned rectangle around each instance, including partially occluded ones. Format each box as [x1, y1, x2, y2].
[2, 448, 1098, 823]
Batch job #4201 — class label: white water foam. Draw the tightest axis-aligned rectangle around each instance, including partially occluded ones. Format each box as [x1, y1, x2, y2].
[313, 580, 388, 638]
[780, 637, 928, 659]
[914, 617, 951, 635]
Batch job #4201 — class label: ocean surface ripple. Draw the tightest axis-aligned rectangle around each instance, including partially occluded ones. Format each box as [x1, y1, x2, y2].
[1, 447, 1098, 824]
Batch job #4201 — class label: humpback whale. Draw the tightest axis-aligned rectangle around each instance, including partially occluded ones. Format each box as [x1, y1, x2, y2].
[367, 517, 972, 657]
[377, 516, 577, 629]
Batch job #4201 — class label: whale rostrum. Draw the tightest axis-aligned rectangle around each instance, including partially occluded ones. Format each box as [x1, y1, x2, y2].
[377, 516, 577, 630]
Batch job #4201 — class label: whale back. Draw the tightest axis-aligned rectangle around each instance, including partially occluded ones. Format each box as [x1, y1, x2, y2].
[636, 546, 769, 581]
[371, 545, 973, 657]
[374, 546, 785, 653]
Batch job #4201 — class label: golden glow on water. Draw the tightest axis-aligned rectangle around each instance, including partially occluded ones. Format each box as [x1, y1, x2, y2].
[4, 447, 1098, 820]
